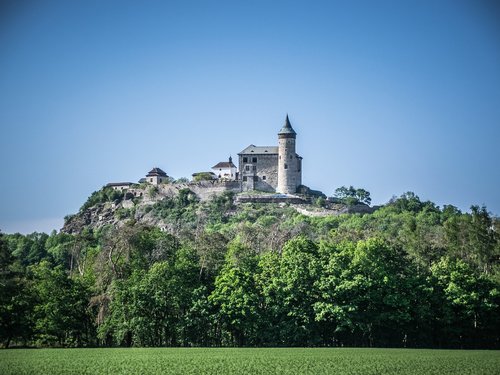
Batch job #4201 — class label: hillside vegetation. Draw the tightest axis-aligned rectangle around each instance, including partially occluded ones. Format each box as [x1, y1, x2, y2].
[1, 190, 499, 348]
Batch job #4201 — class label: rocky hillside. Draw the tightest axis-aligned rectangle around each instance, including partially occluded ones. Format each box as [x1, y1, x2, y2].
[62, 182, 376, 234]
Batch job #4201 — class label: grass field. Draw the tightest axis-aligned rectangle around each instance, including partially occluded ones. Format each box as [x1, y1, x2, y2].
[0, 347, 499, 375]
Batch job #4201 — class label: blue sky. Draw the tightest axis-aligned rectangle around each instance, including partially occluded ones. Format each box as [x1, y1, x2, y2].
[1, 0, 499, 234]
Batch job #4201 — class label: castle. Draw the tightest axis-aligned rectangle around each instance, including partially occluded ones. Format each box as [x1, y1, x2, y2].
[108, 115, 303, 195]
[237, 115, 302, 194]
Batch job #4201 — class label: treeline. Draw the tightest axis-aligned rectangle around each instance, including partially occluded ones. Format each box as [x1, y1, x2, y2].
[1, 192, 499, 348]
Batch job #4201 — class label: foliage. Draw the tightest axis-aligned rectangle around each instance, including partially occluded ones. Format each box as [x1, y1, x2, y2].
[314, 196, 327, 208]
[148, 186, 159, 198]
[210, 241, 261, 346]
[430, 257, 500, 347]
[98, 245, 200, 347]
[333, 186, 371, 206]
[29, 261, 94, 347]
[80, 187, 124, 212]
[115, 207, 135, 220]
[258, 237, 321, 346]
[1, 190, 499, 349]
[193, 172, 216, 182]
[0, 232, 33, 347]
[315, 239, 431, 346]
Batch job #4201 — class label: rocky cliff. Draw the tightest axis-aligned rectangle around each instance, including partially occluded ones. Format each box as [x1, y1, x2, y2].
[62, 182, 377, 234]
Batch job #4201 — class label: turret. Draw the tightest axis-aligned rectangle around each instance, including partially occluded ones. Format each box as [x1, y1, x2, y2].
[277, 115, 299, 194]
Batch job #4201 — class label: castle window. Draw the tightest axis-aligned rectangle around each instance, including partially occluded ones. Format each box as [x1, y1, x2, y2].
[253, 176, 258, 182]
[262, 176, 266, 180]
[243, 157, 248, 163]
[245, 165, 250, 171]
[284, 164, 288, 169]
[252, 165, 257, 171]
[252, 157, 257, 163]
[243, 176, 247, 182]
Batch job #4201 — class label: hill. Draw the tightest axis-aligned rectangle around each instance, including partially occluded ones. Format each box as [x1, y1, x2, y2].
[0, 187, 499, 349]
[61, 182, 375, 235]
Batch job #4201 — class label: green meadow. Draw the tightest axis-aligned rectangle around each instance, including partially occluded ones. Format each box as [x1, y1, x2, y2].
[0, 348, 499, 375]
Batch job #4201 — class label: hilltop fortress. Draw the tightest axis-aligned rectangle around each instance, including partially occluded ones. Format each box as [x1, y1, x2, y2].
[238, 115, 302, 194]
[64, 116, 376, 234]
[108, 115, 304, 196]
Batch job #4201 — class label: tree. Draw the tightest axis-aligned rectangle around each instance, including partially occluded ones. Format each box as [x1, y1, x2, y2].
[99, 245, 200, 347]
[333, 186, 371, 206]
[387, 192, 423, 213]
[9, 232, 49, 267]
[130, 262, 182, 346]
[257, 237, 321, 346]
[193, 172, 216, 182]
[209, 241, 261, 346]
[0, 232, 33, 347]
[315, 239, 430, 347]
[195, 231, 229, 282]
[80, 187, 124, 212]
[443, 206, 499, 275]
[430, 257, 500, 348]
[45, 230, 75, 269]
[30, 261, 93, 346]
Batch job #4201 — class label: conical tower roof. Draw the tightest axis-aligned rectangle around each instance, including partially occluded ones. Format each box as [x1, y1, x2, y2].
[278, 114, 297, 135]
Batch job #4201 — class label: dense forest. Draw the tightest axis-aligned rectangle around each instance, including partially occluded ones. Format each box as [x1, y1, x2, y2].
[1, 190, 499, 349]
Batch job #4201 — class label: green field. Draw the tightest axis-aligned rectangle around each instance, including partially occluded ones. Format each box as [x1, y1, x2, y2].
[0, 348, 499, 375]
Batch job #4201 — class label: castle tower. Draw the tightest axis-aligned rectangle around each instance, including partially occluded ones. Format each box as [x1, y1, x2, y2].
[277, 115, 301, 194]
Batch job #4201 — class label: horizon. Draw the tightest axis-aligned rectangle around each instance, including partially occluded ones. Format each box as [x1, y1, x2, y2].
[1, 0, 499, 234]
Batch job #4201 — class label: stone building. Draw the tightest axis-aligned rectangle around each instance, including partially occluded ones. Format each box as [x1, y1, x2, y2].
[238, 115, 302, 194]
[211, 156, 237, 180]
[146, 167, 168, 185]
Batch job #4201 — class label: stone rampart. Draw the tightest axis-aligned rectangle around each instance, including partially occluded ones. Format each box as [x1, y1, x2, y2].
[188, 180, 242, 201]
[236, 194, 306, 204]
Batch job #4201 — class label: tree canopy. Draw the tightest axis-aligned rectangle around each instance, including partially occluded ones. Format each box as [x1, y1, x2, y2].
[333, 186, 371, 206]
[0, 191, 499, 348]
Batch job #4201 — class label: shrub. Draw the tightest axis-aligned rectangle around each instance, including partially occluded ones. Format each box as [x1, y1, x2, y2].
[80, 187, 124, 212]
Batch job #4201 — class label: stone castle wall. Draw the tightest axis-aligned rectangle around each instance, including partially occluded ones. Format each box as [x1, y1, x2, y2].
[239, 153, 278, 192]
[187, 180, 242, 201]
[236, 194, 306, 204]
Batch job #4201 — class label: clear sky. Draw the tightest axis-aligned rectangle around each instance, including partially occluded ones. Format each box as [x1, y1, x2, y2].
[1, 0, 499, 234]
